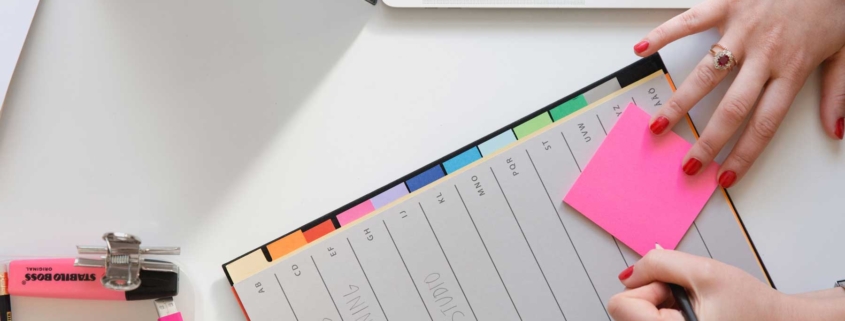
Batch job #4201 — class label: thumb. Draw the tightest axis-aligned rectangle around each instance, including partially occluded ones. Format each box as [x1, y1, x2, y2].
[619, 249, 714, 290]
[820, 49, 845, 140]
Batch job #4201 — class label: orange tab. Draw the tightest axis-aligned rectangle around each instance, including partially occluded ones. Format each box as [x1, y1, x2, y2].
[267, 231, 307, 260]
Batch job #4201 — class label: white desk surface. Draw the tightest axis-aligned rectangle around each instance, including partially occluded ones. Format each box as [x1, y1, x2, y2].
[0, 0, 39, 114]
[1, 2, 842, 321]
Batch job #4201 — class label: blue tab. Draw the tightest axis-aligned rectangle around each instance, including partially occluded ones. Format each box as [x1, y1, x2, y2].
[442, 147, 482, 174]
[478, 130, 517, 156]
[405, 165, 446, 192]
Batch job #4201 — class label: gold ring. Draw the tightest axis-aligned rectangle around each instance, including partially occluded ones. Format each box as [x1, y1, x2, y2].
[710, 44, 736, 71]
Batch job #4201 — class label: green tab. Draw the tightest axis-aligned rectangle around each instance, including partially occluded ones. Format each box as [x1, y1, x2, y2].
[550, 95, 588, 121]
[513, 113, 553, 139]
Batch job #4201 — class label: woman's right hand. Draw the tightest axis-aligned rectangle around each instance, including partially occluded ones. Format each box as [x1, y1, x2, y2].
[608, 249, 845, 321]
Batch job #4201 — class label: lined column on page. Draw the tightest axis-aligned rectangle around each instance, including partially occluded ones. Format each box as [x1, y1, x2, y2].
[346, 217, 431, 321]
[383, 200, 476, 321]
[417, 186, 521, 321]
[528, 118, 628, 308]
[454, 165, 565, 321]
[490, 145, 609, 321]
[274, 252, 343, 321]
[234, 265, 298, 321]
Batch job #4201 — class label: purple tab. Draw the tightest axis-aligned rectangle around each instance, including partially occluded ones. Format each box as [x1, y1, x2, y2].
[370, 183, 410, 209]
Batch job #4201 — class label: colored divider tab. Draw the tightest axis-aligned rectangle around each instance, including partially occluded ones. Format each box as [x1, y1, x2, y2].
[442, 147, 482, 174]
[550, 95, 588, 121]
[337, 200, 376, 226]
[405, 165, 445, 192]
[303, 220, 335, 243]
[226, 250, 274, 284]
[513, 113, 553, 139]
[583, 78, 622, 103]
[371, 183, 409, 209]
[266, 230, 308, 260]
[478, 130, 517, 156]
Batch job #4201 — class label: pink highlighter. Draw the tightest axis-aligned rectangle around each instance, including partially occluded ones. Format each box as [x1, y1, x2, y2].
[5, 233, 183, 321]
[7, 258, 178, 301]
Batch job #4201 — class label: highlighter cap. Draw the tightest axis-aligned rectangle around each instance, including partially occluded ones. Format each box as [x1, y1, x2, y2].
[8, 258, 178, 301]
[128, 269, 179, 301]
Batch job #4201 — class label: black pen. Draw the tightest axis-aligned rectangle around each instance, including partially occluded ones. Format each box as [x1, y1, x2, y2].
[1, 264, 11, 321]
[655, 244, 698, 321]
[668, 283, 698, 321]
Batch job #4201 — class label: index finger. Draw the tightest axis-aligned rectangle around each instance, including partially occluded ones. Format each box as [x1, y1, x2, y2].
[634, 0, 726, 56]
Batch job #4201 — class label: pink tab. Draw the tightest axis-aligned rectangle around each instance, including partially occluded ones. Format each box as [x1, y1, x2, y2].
[336, 200, 375, 226]
[564, 104, 719, 256]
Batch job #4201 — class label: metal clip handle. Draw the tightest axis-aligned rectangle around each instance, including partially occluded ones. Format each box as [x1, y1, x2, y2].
[77, 246, 181, 256]
[74, 232, 180, 291]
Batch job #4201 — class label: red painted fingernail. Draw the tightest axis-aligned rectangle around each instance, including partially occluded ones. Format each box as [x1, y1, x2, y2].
[719, 171, 737, 188]
[618, 266, 634, 281]
[683, 158, 702, 176]
[835, 117, 844, 140]
[634, 41, 649, 54]
[649, 116, 669, 135]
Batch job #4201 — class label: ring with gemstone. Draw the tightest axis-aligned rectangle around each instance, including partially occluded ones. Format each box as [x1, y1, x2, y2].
[710, 44, 737, 71]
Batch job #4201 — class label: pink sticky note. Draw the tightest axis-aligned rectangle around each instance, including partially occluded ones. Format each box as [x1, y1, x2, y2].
[563, 104, 719, 256]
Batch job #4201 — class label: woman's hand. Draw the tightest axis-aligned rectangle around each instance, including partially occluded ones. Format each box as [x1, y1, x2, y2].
[608, 249, 845, 321]
[633, 0, 845, 188]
